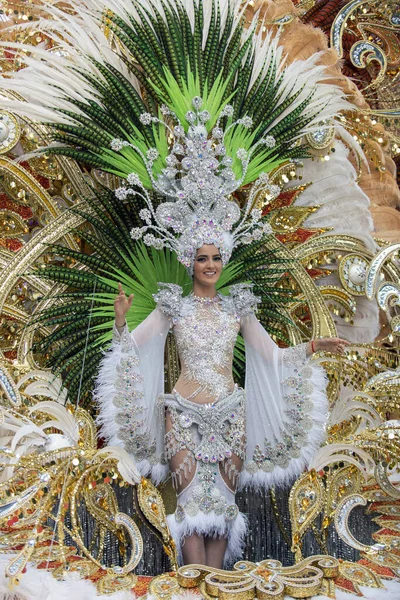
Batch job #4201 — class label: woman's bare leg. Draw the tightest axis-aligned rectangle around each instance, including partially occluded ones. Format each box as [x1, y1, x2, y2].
[182, 533, 206, 565]
[166, 410, 206, 565]
[204, 536, 228, 569]
[165, 410, 241, 569]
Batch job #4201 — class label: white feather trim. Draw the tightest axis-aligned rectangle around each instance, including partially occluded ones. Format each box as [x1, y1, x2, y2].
[167, 509, 248, 568]
[286, 140, 379, 343]
[94, 330, 169, 486]
[94, 343, 124, 448]
[240, 363, 328, 490]
[0, 555, 135, 600]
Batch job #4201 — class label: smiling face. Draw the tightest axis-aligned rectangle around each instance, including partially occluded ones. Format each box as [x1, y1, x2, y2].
[193, 244, 223, 288]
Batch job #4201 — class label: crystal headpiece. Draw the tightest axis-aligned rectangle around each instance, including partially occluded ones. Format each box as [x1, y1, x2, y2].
[112, 97, 279, 269]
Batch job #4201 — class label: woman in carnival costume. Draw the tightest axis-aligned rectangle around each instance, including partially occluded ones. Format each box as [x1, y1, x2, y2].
[108, 244, 348, 568]
[0, 0, 351, 569]
[95, 101, 349, 567]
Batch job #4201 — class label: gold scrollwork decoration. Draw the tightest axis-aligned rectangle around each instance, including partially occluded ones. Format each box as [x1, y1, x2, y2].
[364, 243, 400, 301]
[339, 254, 369, 296]
[374, 462, 400, 499]
[330, 0, 399, 86]
[326, 466, 362, 516]
[113, 512, 143, 576]
[0, 111, 20, 154]
[339, 560, 385, 591]
[334, 493, 386, 554]
[350, 41, 387, 85]
[305, 120, 335, 151]
[289, 471, 325, 562]
[173, 556, 339, 600]
[137, 477, 178, 568]
[148, 572, 181, 598]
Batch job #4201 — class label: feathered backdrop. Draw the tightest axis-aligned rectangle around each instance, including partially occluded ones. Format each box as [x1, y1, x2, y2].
[0, 0, 353, 403]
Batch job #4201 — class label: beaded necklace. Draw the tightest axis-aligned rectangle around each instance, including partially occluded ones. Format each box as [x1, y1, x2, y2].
[191, 293, 220, 305]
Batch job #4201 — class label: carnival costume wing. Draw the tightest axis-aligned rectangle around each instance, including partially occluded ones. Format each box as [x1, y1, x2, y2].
[95, 308, 171, 483]
[240, 311, 328, 489]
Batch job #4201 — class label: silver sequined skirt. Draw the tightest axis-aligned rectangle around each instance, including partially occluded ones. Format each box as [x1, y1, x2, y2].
[161, 386, 247, 566]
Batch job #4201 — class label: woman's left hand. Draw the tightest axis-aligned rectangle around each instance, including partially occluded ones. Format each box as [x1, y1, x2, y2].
[314, 338, 350, 354]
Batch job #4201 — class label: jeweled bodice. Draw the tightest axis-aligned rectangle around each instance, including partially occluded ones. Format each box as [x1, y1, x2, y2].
[173, 299, 240, 400]
[153, 283, 260, 402]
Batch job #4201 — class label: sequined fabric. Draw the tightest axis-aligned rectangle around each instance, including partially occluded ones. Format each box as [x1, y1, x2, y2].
[154, 283, 258, 401]
[164, 387, 245, 527]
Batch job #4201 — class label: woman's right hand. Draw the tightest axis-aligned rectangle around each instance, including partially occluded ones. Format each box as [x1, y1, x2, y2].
[114, 282, 134, 327]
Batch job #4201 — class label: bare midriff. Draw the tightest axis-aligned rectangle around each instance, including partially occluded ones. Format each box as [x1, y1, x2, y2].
[170, 300, 240, 405]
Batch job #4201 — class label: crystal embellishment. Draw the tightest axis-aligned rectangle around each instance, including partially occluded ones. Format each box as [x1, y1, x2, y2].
[112, 96, 275, 270]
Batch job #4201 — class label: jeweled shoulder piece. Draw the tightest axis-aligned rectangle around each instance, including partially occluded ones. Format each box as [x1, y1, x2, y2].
[153, 283, 184, 319]
[229, 284, 261, 317]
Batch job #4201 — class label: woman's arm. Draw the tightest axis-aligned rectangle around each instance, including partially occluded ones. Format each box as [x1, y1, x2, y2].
[114, 282, 134, 328]
[113, 282, 172, 347]
[306, 337, 350, 357]
[241, 312, 350, 360]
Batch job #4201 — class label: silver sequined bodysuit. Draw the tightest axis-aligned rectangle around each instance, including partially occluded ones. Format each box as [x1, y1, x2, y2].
[173, 297, 240, 402]
[153, 286, 257, 548]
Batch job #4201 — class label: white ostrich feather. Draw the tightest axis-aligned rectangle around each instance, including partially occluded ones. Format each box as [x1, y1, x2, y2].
[1, 410, 47, 481]
[336, 124, 369, 169]
[286, 141, 378, 343]
[95, 446, 141, 485]
[0, 405, 76, 482]
[29, 401, 79, 443]
[17, 370, 68, 404]
[329, 391, 382, 429]
[309, 443, 375, 478]
[1, 410, 46, 446]
[9, 424, 48, 453]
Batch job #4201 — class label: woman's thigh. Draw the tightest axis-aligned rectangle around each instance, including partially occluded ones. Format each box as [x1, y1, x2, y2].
[219, 453, 243, 492]
[165, 409, 197, 494]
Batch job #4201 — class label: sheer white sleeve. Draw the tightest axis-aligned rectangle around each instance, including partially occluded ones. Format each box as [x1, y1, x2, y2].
[239, 312, 329, 490]
[94, 308, 171, 484]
